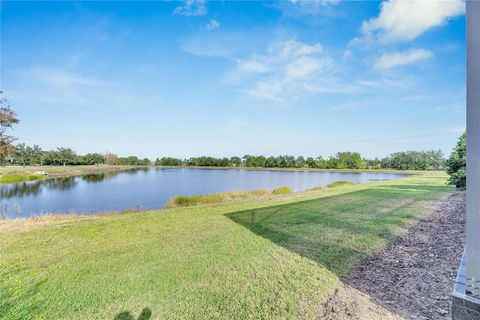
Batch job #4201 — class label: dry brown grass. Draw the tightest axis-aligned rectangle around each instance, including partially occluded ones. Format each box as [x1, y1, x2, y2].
[0, 214, 97, 234]
[167, 189, 272, 207]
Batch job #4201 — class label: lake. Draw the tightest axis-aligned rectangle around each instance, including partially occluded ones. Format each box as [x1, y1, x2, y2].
[0, 168, 406, 218]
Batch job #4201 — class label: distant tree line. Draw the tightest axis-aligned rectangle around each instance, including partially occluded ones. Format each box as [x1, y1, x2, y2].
[373, 150, 445, 170]
[2, 142, 446, 171]
[155, 150, 446, 170]
[5, 144, 151, 166]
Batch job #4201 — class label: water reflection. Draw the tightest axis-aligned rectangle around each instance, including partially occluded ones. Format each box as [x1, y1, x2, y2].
[0, 177, 80, 200]
[0, 171, 122, 199]
[0, 180, 43, 199]
[81, 171, 120, 183]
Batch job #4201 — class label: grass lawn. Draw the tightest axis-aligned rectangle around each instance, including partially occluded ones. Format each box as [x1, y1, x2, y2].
[0, 172, 454, 319]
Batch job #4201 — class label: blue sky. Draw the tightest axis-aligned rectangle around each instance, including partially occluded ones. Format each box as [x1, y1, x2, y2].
[1, 0, 466, 159]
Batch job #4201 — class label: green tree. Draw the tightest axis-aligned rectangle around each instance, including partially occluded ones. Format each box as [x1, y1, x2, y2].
[156, 157, 183, 166]
[295, 156, 306, 168]
[56, 148, 78, 166]
[119, 156, 140, 165]
[316, 156, 326, 169]
[265, 156, 277, 168]
[333, 152, 364, 169]
[0, 91, 19, 164]
[41, 150, 57, 165]
[305, 157, 316, 168]
[446, 132, 466, 188]
[14, 143, 29, 166]
[230, 156, 241, 167]
[326, 156, 338, 169]
[381, 150, 445, 170]
[365, 158, 382, 169]
[31, 145, 43, 165]
[81, 153, 106, 165]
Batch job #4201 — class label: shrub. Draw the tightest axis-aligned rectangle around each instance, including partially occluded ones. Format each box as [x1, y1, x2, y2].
[167, 189, 270, 208]
[272, 186, 292, 195]
[446, 132, 466, 189]
[448, 168, 466, 189]
[167, 194, 224, 207]
[327, 181, 354, 188]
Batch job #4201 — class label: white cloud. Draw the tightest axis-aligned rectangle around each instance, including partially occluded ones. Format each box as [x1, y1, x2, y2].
[174, 0, 206, 17]
[374, 48, 434, 69]
[285, 56, 325, 80]
[182, 34, 426, 102]
[237, 57, 270, 74]
[352, 0, 464, 45]
[228, 39, 341, 102]
[230, 39, 326, 78]
[279, 40, 323, 59]
[206, 19, 220, 30]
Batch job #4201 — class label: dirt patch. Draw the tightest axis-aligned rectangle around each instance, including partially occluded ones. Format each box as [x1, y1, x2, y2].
[343, 192, 465, 319]
[319, 287, 403, 320]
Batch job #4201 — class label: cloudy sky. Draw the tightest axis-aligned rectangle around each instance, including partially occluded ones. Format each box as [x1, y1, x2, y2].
[1, 0, 466, 159]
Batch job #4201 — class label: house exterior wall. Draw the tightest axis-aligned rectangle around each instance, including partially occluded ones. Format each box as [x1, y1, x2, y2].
[452, 2, 480, 319]
[466, 0, 480, 296]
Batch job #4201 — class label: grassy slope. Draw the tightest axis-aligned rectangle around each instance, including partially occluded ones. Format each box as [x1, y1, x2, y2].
[0, 173, 453, 319]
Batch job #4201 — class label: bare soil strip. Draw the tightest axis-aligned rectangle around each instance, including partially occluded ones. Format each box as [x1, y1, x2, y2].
[344, 192, 465, 320]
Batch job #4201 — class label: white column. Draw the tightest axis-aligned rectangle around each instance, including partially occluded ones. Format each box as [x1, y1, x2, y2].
[466, 0, 480, 297]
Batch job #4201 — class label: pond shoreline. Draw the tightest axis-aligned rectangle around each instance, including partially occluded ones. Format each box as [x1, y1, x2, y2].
[0, 164, 422, 184]
[0, 165, 149, 184]
[0, 180, 361, 221]
[0, 168, 409, 218]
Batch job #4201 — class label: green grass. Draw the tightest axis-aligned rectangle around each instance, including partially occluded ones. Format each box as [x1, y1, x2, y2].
[272, 186, 293, 195]
[0, 174, 44, 184]
[327, 180, 355, 188]
[0, 173, 453, 319]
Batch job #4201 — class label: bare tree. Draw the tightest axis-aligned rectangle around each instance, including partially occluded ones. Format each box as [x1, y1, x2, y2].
[0, 91, 19, 164]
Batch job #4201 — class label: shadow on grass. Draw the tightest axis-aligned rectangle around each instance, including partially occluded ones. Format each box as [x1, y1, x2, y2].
[226, 183, 451, 277]
[114, 307, 152, 320]
[0, 277, 47, 320]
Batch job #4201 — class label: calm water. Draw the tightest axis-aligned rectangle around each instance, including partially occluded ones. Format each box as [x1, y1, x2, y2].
[0, 168, 405, 218]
